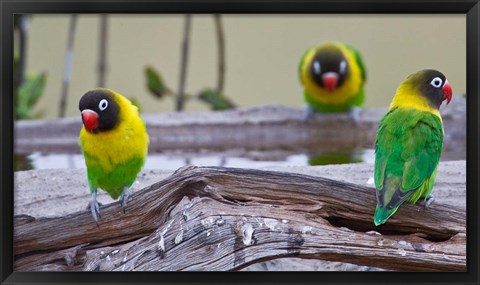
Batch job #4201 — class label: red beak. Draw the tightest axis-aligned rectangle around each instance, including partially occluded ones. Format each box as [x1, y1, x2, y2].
[322, 72, 338, 93]
[442, 80, 452, 105]
[81, 109, 99, 133]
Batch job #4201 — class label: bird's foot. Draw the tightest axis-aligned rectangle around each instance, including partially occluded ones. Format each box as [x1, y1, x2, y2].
[85, 201, 103, 210]
[120, 188, 131, 214]
[86, 199, 101, 224]
[348, 107, 362, 125]
[424, 195, 434, 209]
[303, 105, 316, 122]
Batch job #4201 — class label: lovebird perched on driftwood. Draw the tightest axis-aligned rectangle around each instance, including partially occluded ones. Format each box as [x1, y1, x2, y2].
[298, 41, 367, 122]
[78, 88, 149, 223]
[374, 69, 452, 226]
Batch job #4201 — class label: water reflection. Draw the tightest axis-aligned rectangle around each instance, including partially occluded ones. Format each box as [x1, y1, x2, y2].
[14, 154, 34, 171]
[14, 148, 375, 172]
[307, 149, 368, 166]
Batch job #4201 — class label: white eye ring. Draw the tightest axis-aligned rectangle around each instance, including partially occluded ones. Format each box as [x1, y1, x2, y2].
[430, 77, 443, 88]
[99, 99, 108, 111]
[339, 60, 347, 74]
[313, 61, 321, 75]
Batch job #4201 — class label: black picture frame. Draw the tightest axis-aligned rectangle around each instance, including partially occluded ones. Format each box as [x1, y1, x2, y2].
[1, 0, 479, 284]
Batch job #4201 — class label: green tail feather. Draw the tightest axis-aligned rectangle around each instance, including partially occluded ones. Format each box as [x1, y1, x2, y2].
[374, 204, 400, 226]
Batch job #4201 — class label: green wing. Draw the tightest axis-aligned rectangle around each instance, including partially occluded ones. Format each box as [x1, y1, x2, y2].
[400, 118, 443, 191]
[374, 108, 443, 224]
[374, 111, 392, 190]
[344, 43, 367, 82]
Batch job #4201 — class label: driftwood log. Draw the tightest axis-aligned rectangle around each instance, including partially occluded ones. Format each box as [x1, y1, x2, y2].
[14, 165, 465, 272]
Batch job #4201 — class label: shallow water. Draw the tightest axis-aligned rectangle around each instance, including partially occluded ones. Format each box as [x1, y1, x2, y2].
[14, 148, 376, 172]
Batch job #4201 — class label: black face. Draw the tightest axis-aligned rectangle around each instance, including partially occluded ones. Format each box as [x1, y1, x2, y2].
[309, 47, 349, 88]
[410, 69, 448, 109]
[78, 89, 120, 133]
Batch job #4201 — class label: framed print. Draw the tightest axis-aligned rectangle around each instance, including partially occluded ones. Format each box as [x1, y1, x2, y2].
[1, 0, 479, 284]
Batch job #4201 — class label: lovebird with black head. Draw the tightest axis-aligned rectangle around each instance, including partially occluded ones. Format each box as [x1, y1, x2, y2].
[374, 69, 452, 226]
[298, 41, 367, 121]
[78, 88, 149, 223]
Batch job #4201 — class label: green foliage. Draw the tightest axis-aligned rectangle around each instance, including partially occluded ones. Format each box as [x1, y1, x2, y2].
[14, 154, 34, 171]
[198, 88, 236, 111]
[14, 14, 46, 120]
[144, 65, 237, 111]
[15, 72, 47, 120]
[144, 65, 171, 98]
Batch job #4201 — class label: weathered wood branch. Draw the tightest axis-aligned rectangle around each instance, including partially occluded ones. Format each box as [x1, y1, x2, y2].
[14, 98, 466, 159]
[14, 166, 465, 271]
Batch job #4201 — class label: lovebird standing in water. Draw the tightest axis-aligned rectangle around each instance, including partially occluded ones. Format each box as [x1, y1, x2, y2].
[298, 41, 367, 121]
[374, 69, 452, 226]
[79, 88, 149, 223]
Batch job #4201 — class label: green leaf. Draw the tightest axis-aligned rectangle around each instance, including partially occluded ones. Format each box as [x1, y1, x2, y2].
[144, 65, 170, 98]
[197, 88, 236, 111]
[16, 72, 47, 119]
[15, 104, 30, 120]
[23, 72, 47, 108]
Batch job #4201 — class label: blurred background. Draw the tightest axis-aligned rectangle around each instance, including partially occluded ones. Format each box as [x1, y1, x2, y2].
[21, 14, 465, 117]
[14, 14, 466, 171]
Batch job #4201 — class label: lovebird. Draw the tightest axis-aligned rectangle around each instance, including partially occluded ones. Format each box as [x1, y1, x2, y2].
[373, 69, 452, 226]
[298, 41, 367, 121]
[78, 88, 149, 223]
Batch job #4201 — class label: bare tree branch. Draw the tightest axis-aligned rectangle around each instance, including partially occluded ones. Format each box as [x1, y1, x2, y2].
[59, 14, 78, 118]
[176, 15, 192, 112]
[97, 14, 108, 87]
[214, 14, 225, 94]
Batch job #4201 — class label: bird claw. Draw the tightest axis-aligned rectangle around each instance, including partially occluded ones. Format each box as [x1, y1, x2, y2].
[424, 195, 434, 209]
[86, 199, 101, 224]
[86, 189, 101, 224]
[85, 201, 102, 210]
[348, 107, 361, 125]
[303, 105, 316, 122]
[120, 188, 131, 214]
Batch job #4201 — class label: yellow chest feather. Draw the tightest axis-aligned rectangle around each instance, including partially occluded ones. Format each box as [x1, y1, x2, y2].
[79, 99, 149, 173]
